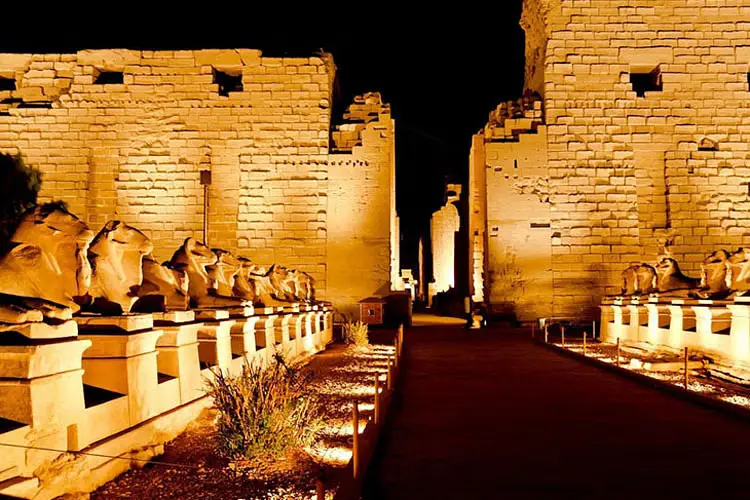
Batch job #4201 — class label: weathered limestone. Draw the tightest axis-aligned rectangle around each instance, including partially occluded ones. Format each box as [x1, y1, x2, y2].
[428, 185, 461, 305]
[84, 221, 153, 315]
[0, 204, 93, 317]
[525, 1, 750, 318]
[469, 96, 550, 321]
[79, 325, 164, 426]
[328, 93, 398, 317]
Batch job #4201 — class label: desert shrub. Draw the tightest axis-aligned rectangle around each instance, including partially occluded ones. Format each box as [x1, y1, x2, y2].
[343, 318, 369, 346]
[0, 153, 42, 245]
[207, 354, 321, 459]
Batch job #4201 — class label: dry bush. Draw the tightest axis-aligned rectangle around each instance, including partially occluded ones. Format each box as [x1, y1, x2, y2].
[343, 318, 369, 346]
[206, 354, 321, 459]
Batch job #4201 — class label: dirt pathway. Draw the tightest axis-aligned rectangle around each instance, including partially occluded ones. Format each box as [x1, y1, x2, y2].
[363, 324, 750, 499]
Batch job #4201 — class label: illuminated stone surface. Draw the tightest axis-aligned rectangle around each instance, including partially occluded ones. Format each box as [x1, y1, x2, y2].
[428, 184, 461, 305]
[471, 1, 750, 320]
[0, 50, 399, 313]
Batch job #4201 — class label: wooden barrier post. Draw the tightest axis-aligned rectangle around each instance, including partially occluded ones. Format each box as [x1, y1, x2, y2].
[398, 323, 404, 357]
[531, 323, 535, 339]
[583, 330, 587, 356]
[387, 358, 393, 391]
[316, 470, 325, 500]
[352, 400, 360, 479]
[394, 339, 399, 369]
[561, 325, 565, 347]
[544, 324, 549, 343]
[593, 320, 597, 340]
[616, 337, 620, 367]
[684, 347, 689, 389]
[374, 375, 380, 424]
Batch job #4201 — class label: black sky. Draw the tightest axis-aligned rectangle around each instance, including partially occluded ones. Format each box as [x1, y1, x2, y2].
[0, 6, 526, 270]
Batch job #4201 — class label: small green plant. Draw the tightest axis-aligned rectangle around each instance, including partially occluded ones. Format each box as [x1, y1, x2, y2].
[343, 318, 369, 346]
[206, 353, 321, 459]
[0, 153, 42, 245]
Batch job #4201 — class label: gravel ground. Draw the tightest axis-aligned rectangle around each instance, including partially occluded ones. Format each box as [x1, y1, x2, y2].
[91, 340, 396, 500]
[557, 341, 750, 410]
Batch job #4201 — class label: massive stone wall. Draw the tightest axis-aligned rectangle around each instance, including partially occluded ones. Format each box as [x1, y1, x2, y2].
[468, 134, 487, 303]
[470, 98, 551, 322]
[524, 0, 750, 318]
[0, 49, 346, 301]
[328, 93, 397, 316]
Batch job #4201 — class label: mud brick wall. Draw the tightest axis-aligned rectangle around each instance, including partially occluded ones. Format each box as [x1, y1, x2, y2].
[527, 0, 750, 318]
[0, 49, 334, 295]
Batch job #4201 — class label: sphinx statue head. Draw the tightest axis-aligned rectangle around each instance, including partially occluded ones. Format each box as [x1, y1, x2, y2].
[726, 248, 750, 296]
[207, 249, 242, 298]
[620, 263, 656, 296]
[268, 264, 297, 302]
[232, 256, 257, 302]
[84, 220, 153, 315]
[656, 257, 701, 296]
[694, 249, 731, 299]
[0, 203, 93, 317]
[132, 255, 190, 312]
[170, 238, 247, 308]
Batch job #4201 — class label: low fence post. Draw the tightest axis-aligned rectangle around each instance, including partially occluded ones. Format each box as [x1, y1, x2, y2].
[387, 358, 393, 391]
[544, 323, 549, 343]
[316, 469, 325, 500]
[583, 330, 587, 356]
[374, 375, 380, 425]
[616, 337, 620, 367]
[531, 322, 535, 339]
[352, 401, 360, 479]
[561, 325, 565, 347]
[398, 323, 404, 357]
[684, 347, 689, 389]
[593, 320, 597, 340]
[394, 338, 399, 369]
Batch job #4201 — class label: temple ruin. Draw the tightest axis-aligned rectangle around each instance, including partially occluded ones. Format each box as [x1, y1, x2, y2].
[0, 48, 397, 498]
[0, 49, 399, 315]
[472, 0, 750, 321]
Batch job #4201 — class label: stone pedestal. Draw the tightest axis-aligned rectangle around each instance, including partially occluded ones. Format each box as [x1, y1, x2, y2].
[229, 317, 260, 372]
[253, 314, 279, 364]
[197, 320, 235, 373]
[276, 314, 297, 359]
[727, 303, 750, 365]
[0, 338, 90, 430]
[79, 327, 163, 426]
[645, 302, 671, 346]
[156, 323, 202, 404]
[692, 301, 732, 358]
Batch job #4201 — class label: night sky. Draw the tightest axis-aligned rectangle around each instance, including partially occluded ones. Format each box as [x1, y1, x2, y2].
[0, 7, 525, 270]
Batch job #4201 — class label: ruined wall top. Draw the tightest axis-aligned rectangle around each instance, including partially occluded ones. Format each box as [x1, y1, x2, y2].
[0, 48, 335, 112]
[331, 92, 392, 153]
[480, 95, 544, 142]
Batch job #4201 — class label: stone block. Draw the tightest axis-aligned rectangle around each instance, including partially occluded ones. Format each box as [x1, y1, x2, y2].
[79, 329, 163, 425]
[197, 320, 235, 372]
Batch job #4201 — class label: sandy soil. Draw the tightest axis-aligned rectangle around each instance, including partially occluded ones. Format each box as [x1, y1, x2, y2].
[91, 340, 395, 500]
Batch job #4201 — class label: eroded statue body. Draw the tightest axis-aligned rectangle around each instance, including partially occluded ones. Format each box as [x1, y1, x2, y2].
[83, 221, 154, 315]
[620, 263, 657, 296]
[133, 255, 190, 312]
[0, 203, 93, 321]
[655, 257, 701, 297]
[170, 238, 246, 308]
[726, 248, 750, 297]
[232, 257, 257, 303]
[694, 249, 731, 299]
